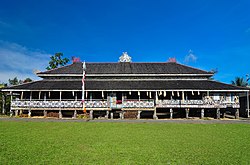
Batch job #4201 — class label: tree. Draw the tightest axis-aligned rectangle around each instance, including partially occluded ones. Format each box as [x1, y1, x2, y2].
[209, 68, 218, 80]
[46, 53, 69, 70]
[8, 77, 19, 86]
[231, 77, 248, 87]
[23, 78, 32, 83]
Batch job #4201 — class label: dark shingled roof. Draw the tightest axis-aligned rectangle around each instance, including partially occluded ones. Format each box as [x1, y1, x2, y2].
[2, 80, 248, 91]
[37, 62, 212, 75]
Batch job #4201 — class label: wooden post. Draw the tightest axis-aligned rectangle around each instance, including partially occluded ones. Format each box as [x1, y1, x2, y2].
[59, 110, 62, 119]
[185, 108, 189, 119]
[44, 92, 46, 101]
[28, 110, 31, 118]
[90, 110, 93, 120]
[59, 91, 62, 119]
[44, 110, 47, 118]
[2, 93, 5, 114]
[10, 92, 13, 117]
[105, 111, 109, 119]
[216, 108, 220, 119]
[247, 91, 249, 118]
[15, 110, 19, 117]
[111, 112, 113, 119]
[137, 110, 142, 119]
[153, 107, 158, 119]
[73, 110, 77, 119]
[235, 109, 239, 119]
[201, 109, 204, 119]
[170, 108, 173, 119]
[75, 92, 78, 101]
[29, 91, 32, 117]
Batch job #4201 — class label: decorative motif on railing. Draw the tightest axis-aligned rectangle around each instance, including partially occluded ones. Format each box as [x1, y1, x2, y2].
[157, 99, 239, 108]
[123, 100, 154, 108]
[85, 101, 108, 108]
[11, 100, 108, 109]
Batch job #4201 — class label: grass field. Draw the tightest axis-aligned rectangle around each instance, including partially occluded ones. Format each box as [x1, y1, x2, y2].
[1, 121, 250, 164]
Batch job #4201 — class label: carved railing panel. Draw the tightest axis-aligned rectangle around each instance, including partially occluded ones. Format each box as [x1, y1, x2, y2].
[157, 99, 240, 108]
[11, 100, 108, 109]
[123, 100, 154, 108]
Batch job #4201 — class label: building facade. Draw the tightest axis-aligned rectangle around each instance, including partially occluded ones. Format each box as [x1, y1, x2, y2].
[1, 53, 249, 119]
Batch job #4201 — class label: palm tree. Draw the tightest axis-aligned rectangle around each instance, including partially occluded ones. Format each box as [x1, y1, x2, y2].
[231, 77, 248, 87]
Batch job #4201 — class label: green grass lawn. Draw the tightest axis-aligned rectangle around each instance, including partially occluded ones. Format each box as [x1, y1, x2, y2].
[1, 121, 250, 165]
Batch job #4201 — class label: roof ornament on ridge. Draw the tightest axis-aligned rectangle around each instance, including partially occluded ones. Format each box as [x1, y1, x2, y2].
[119, 52, 132, 62]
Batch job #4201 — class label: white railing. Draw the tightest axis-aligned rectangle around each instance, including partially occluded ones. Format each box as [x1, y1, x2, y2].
[157, 99, 240, 108]
[123, 99, 154, 108]
[11, 100, 108, 109]
[11, 99, 155, 109]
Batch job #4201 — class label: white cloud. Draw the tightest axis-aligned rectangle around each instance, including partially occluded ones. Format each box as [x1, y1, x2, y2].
[0, 40, 51, 83]
[184, 50, 197, 63]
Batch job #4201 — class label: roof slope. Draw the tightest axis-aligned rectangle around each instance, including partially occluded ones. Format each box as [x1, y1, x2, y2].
[37, 62, 212, 75]
[2, 80, 248, 91]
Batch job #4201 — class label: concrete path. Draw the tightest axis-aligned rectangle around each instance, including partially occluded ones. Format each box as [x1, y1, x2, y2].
[1, 117, 250, 124]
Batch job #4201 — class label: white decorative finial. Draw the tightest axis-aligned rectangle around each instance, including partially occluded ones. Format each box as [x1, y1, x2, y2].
[119, 52, 132, 62]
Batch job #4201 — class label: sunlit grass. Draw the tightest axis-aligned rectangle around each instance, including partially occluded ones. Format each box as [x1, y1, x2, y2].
[1, 121, 250, 164]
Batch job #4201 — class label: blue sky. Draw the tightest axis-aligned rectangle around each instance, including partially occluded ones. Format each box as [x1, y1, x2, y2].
[0, 0, 250, 83]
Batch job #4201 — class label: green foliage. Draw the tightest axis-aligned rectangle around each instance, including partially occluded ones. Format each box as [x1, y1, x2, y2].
[8, 77, 19, 86]
[46, 52, 70, 70]
[1, 121, 250, 164]
[8, 77, 32, 86]
[23, 78, 32, 83]
[231, 77, 248, 87]
[208, 68, 218, 80]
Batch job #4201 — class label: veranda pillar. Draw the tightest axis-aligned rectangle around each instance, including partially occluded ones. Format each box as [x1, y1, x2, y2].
[59, 91, 62, 119]
[10, 92, 13, 117]
[2, 93, 5, 114]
